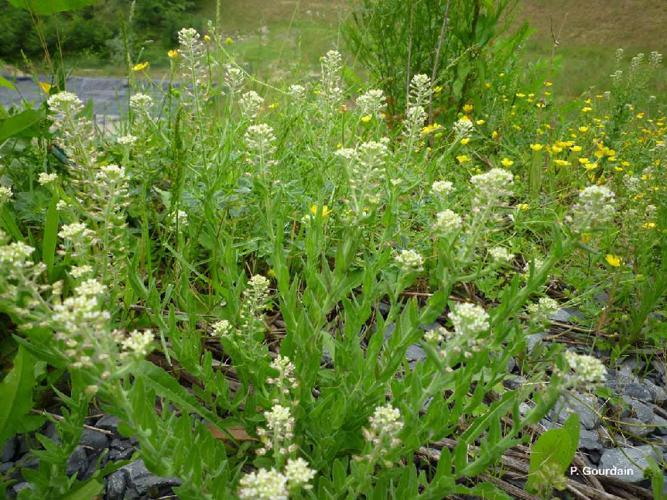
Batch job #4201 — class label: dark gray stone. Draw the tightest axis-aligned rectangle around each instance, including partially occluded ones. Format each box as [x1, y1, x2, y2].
[121, 460, 181, 496]
[406, 344, 426, 363]
[550, 393, 600, 430]
[11, 482, 31, 495]
[106, 470, 127, 500]
[96, 415, 120, 432]
[550, 307, 584, 323]
[0, 462, 13, 474]
[526, 333, 545, 352]
[1, 437, 16, 462]
[505, 376, 527, 391]
[579, 429, 604, 451]
[80, 428, 109, 450]
[109, 439, 134, 461]
[598, 445, 660, 483]
[66, 446, 88, 477]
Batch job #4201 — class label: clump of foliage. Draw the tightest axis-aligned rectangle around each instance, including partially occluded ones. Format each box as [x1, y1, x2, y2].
[343, 0, 528, 118]
[0, 7, 665, 500]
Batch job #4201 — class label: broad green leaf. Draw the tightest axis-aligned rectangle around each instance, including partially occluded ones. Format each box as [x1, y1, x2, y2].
[0, 75, 16, 91]
[42, 193, 59, 276]
[526, 413, 580, 493]
[0, 347, 36, 444]
[7, 0, 98, 15]
[0, 108, 45, 142]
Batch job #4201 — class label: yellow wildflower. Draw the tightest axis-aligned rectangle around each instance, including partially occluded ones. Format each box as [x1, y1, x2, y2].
[463, 103, 474, 114]
[578, 126, 589, 133]
[501, 158, 514, 168]
[460, 137, 471, 145]
[310, 204, 331, 217]
[517, 203, 529, 211]
[38, 82, 51, 94]
[605, 254, 622, 268]
[225, 37, 234, 45]
[476, 119, 486, 125]
[167, 49, 179, 59]
[642, 222, 656, 229]
[361, 115, 372, 123]
[554, 159, 571, 167]
[133, 62, 149, 72]
[456, 154, 471, 164]
[530, 143, 543, 152]
[132, 62, 149, 72]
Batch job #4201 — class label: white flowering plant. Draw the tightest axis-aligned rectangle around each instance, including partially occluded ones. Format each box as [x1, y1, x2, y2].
[0, 17, 664, 500]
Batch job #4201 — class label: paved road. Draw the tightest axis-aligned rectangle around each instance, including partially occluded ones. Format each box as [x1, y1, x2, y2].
[0, 75, 163, 118]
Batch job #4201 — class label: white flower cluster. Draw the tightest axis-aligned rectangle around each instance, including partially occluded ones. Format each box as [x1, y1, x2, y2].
[0, 240, 35, 270]
[244, 124, 277, 169]
[432, 180, 454, 197]
[239, 274, 272, 335]
[564, 351, 607, 386]
[120, 330, 154, 358]
[361, 404, 403, 466]
[58, 222, 96, 258]
[117, 134, 137, 146]
[434, 209, 463, 233]
[489, 246, 514, 264]
[239, 458, 316, 499]
[287, 84, 306, 101]
[470, 168, 514, 206]
[224, 65, 245, 94]
[569, 185, 616, 233]
[336, 138, 389, 215]
[395, 249, 424, 272]
[240, 90, 264, 120]
[527, 297, 559, 324]
[449, 302, 489, 336]
[0, 186, 13, 204]
[268, 355, 298, 398]
[320, 50, 343, 107]
[38, 173, 58, 186]
[177, 27, 208, 93]
[356, 89, 386, 118]
[211, 319, 233, 338]
[47, 91, 97, 170]
[453, 117, 473, 138]
[257, 403, 296, 457]
[129, 93, 154, 117]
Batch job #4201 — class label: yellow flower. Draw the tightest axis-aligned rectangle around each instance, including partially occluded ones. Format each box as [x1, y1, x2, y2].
[581, 233, 591, 244]
[501, 158, 514, 168]
[434, 85, 443, 95]
[361, 115, 372, 123]
[203, 34, 211, 43]
[38, 82, 52, 94]
[517, 203, 529, 211]
[570, 145, 582, 152]
[421, 123, 442, 136]
[578, 157, 590, 165]
[584, 163, 598, 171]
[484, 82, 492, 89]
[460, 137, 471, 145]
[268, 103, 279, 110]
[581, 106, 593, 113]
[578, 126, 589, 133]
[310, 204, 331, 217]
[456, 154, 471, 164]
[551, 145, 563, 154]
[544, 81, 553, 87]
[554, 159, 571, 167]
[225, 37, 234, 45]
[491, 130, 499, 140]
[132, 62, 149, 72]
[463, 103, 474, 114]
[530, 143, 543, 152]
[167, 49, 179, 59]
[475, 119, 485, 125]
[605, 254, 622, 268]
[642, 222, 656, 229]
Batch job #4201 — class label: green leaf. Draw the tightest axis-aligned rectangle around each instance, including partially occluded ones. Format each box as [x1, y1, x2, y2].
[42, 193, 59, 277]
[136, 361, 227, 435]
[0, 346, 36, 444]
[7, 0, 98, 15]
[526, 413, 580, 493]
[0, 109, 45, 142]
[0, 75, 16, 91]
[62, 479, 104, 500]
